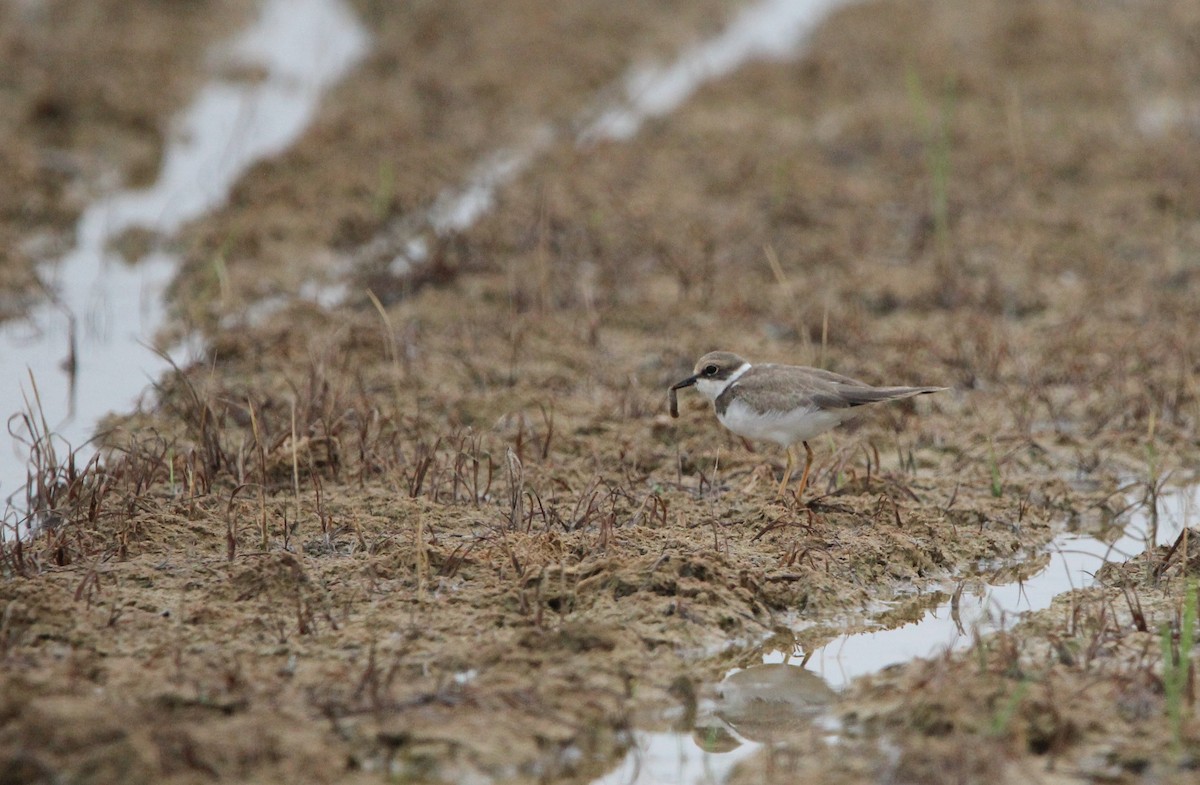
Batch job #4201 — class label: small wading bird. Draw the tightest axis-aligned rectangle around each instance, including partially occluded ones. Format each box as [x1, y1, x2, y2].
[670, 351, 945, 499]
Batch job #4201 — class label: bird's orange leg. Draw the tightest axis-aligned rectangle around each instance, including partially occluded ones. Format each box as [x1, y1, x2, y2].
[776, 446, 795, 497]
[794, 441, 815, 500]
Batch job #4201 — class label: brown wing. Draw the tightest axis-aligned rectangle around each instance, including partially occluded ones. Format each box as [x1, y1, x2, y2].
[722, 364, 943, 414]
[762, 364, 869, 388]
[820, 384, 945, 408]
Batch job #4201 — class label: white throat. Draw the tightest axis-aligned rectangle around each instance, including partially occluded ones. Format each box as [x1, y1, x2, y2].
[695, 362, 751, 402]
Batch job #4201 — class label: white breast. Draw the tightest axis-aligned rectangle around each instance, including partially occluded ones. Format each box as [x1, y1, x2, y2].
[717, 398, 850, 447]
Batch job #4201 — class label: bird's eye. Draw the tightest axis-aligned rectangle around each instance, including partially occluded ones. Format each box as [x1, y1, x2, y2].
[703, 364, 718, 376]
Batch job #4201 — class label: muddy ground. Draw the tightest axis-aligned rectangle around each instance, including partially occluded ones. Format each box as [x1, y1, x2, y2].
[3, 0, 1200, 783]
[0, 0, 253, 322]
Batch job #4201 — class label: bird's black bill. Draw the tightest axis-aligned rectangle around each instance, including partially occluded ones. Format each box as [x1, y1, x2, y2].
[668, 375, 697, 418]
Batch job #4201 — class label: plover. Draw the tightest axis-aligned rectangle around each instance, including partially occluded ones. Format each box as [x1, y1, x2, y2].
[670, 351, 945, 498]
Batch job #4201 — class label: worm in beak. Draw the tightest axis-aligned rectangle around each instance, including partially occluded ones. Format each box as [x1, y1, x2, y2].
[668, 375, 697, 418]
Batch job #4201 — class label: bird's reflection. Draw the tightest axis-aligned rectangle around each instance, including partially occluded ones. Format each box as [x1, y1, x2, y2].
[691, 663, 836, 752]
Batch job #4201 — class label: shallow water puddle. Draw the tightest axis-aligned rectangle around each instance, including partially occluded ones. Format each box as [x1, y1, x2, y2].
[800, 482, 1198, 688]
[594, 483, 1199, 785]
[373, 0, 858, 277]
[0, 0, 367, 517]
[582, 0, 856, 142]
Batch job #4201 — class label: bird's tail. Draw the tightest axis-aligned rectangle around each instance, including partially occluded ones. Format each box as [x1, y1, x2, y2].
[842, 386, 947, 407]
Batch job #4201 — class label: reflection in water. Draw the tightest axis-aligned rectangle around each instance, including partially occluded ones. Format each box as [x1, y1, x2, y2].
[793, 483, 1199, 689]
[593, 729, 759, 785]
[704, 664, 835, 746]
[597, 665, 836, 785]
[595, 484, 1199, 785]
